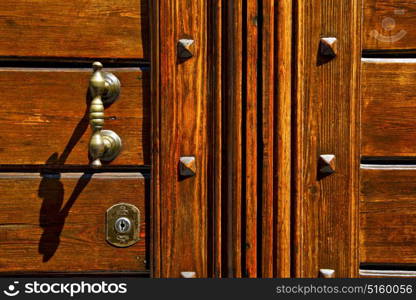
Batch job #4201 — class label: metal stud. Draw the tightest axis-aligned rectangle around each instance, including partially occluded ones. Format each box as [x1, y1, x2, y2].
[179, 156, 196, 177]
[319, 37, 337, 59]
[318, 154, 336, 177]
[180, 271, 196, 278]
[319, 269, 335, 278]
[177, 39, 195, 61]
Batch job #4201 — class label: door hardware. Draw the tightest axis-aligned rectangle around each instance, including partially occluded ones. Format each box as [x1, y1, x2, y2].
[89, 62, 122, 168]
[106, 203, 140, 248]
[319, 37, 337, 59]
[318, 154, 336, 177]
[319, 269, 335, 278]
[177, 39, 194, 61]
[179, 156, 196, 177]
[114, 217, 132, 234]
[180, 271, 196, 278]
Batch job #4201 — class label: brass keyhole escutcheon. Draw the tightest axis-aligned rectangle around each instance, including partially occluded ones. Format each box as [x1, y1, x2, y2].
[106, 203, 140, 248]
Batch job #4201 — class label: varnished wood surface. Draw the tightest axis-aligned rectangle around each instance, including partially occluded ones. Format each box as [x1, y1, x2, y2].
[156, 0, 208, 277]
[0, 0, 149, 59]
[209, 0, 292, 279]
[0, 68, 150, 166]
[0, 173, 147, 273]
[225, 0, 244, 278]
[150, 0, 160, 278]
[363, 0, 416, 51]
[244, 0, 258, 278]
[208, 0, 223, 278]
[294, 0, 361, 277]
[360, 167, 416, 264]
[260, 0, 275, 278]
[256, 0, 292, 279]
[274, 0, 292, 278]
[361, 59, 416, 157]
[216, 0, 292, 278]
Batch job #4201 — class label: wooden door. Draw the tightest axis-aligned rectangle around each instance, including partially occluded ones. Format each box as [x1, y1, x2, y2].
[294, 0, 362, 278]
[360, 0, 416, 278]
[0, 0, 151, 275]
[0, 0, 213, 278]
[15, 0, 416, 279]
[295, 0, 416, 278]
[151, 0, 210, 278]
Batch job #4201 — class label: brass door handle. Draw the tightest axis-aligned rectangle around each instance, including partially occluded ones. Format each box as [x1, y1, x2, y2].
[89, 62, 122, 168]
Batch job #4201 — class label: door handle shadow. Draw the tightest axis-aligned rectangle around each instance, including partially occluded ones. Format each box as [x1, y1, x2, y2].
[38, 173, 92, 262]
[37, 90, 93, 262]
[45, 91, 91, 166]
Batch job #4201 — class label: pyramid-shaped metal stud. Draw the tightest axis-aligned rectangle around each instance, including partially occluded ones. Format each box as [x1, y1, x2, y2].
[180, 271, 196, 278]
[177, 39, 194, 60]
[179, 156, 196, 177]
[318, 154, 336, 177]
[319, 269, 335, 278]
[319, 37, 337, 59]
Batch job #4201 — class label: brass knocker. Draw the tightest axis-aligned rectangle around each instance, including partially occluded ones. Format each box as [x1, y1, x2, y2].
[89, 62, 122, 168]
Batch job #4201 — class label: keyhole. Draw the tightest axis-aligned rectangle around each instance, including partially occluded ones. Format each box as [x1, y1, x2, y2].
[115, 217, 131, 233]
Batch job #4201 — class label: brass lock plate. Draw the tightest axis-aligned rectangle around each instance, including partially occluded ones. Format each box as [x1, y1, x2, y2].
[106, 203, 140, 247]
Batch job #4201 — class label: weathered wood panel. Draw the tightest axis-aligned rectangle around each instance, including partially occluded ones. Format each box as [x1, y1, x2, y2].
[360, 166, 416, 264]
[362, 59, 416, 157]
[0, 68, 150, 166]
[0, 0, 149, 58]
[0, 173, 147, 273]
[363, 0, 416, 51]
[295, 0, 361, 277]
[154, 0, 208, 277]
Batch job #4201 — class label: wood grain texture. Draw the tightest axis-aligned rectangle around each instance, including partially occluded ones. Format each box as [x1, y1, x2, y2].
[360, 167, 416, 264]
[361, 59, 416, 157]
[0, 68, 150, 166]
[294, 0, 361, 277]
[150, 0, 160, 278]
[260, 0, 275, 278]
[0, 173, 147, 273]
[218, 0, 291, 278]
[0, 0, 149, 59]
[157, 0, 208, 277]
[225, 0, 243, 278]
[363, 0, 416, 51]
[275, 0, 292, 278]
[208, 0, 223, 278]
[244, 0, 258, 279]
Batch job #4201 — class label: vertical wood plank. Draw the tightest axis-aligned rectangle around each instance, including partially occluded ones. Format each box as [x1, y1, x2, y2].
[208, 0, 224, 278]
[294, 0, 361, 278]
[244, 0, 259, 278]
[221, 0, 292, 278]
[260, 0, 292, 279]
[275, 0, 292, 278]
[261, 0, 275, 278]
[150, 0, 161, 278]
[226, 0, 243, 278]
[155, 0, 208, 277]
